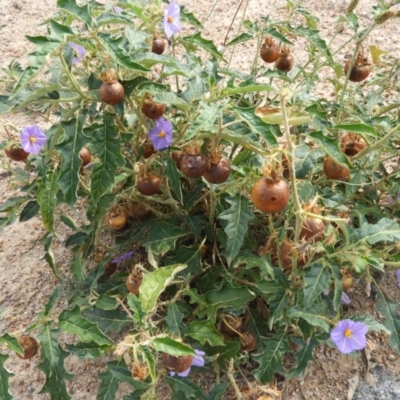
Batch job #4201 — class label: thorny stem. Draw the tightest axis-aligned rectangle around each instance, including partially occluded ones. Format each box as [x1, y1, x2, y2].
[280, 87, 303, 276]
[336, 42, 360, 123]
[352, 123, 400, 160]
[227, 359, 244, 400]
[60, 53, 87, 99]
[116, 297, 136, 320]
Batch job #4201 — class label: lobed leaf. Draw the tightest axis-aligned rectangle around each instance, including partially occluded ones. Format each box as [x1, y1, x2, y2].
[218, 195, 255, 266]
[0, 353, 14, 400]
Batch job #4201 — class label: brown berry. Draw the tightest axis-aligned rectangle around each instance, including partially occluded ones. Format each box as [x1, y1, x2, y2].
[16, 336, 39, 360]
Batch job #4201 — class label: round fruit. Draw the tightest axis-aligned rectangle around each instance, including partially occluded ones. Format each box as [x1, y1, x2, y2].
[127, 202, 152, 221]
[220, 315, 243, 338]
[142, 143, 155, 159]
[251, 178, 290, 213]
[203, 157, 231, 184]
[106, 210, 128, 230]
[4, 147, 29, 162]
[79, 147, 91, 166]
[152, 37, 165, 55]
[162, 353, 193, 373]
[344, 59, 371, 82]
[240, 331, 256, 351]
[260, 38, 280, 63]
[16, 336, 39, 360]
[179, 153, 207, 179]
[102, 262, 117, 278]
[341, 274, 353, 292]
[275, 47, 294, 72]
[99, 80, 124, 105]
[126, 270, 143, 295]
[301, 217, 325, 243]
[141, 99, 166, 120]
[136, 173, 162, 196]
[323, 157, 350, 180]
[342, 133, 367, 157]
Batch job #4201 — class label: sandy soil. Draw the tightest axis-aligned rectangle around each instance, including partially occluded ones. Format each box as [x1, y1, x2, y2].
[1, 0, 400, 399]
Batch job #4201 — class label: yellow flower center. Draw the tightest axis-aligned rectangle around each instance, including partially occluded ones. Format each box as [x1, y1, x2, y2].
[344, 329, 352, 338]
[167, 16, 174, 23]
[158, 130, 166, 138]
[29, 136, 37, 143]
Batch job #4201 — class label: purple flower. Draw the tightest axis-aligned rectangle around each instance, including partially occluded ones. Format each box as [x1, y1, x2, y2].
[164, 1, 181, 39]
[341, 292, 351, 305]
[396, 270, 400, 288]
[148, 118, 173, 150]
[170, 350, 205, 377]
[69, 42, 87, 64]
[330, 319, 368, 354]
[20, 125, 48, 155]
[111, 250, 134, 264]
[113, 6, 122, 14]
[322, 289, 351, 305]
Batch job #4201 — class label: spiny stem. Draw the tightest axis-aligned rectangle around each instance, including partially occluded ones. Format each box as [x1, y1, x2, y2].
[352, 123, 400, 160]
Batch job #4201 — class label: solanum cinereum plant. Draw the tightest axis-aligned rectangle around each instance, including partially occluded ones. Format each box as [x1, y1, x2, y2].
[1, 0, 400, 398]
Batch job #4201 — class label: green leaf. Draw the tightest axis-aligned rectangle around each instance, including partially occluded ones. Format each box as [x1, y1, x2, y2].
[38, 346, 73, 400]
[181, 75, 206, 103]
[96, 295, 118, 311]
[127, 294, 146, 327]
[0, 353, 14, 400]
[334, 123, 377, 137]
[218, 195, 254, 266]
[377, 292, 400, 352]
[99, 34, 150, 72]
[186, 320, 225, 346]
[294, 26, 331, 58]
[97, 365, 119, 400]
[287, 306, 330, 332]
[181, 8, 203, 28]
[204, 341, 240, 368]
[65, 231, 89, 247]
[139, 264, 187, 312]
[153, 337, 195, 356]
[83, 308, 132, 333]
[352, 312, 390, 334]
[142, 222, 186, 255]
[166, 303, 185, 336]
[182, 32, 224, 60]
[303, 264, 330, 305]
[0, 334, 23, 355]
[221, 84, 275, 96]
[56, 112, 87, 206]
[134, 53, 191, 76]
[308, 130, 350, 166]
[353, 218, 400, 245]
[109, 364, 149, 390]
[96, 12, 134, 27]
[203, 281, 255, 321]
[165, 157, 183, 204]
[66, 341, 110, 359]
[226, 32, 253, 47]
[37, 172, 59, 231]
[266, 27, 294, 45]
[286, 334, 318, 379]
[185, 102, 223, 140]
[87, 114, 125, 200]
[0, 196, 28, 212]
[57, 0, 92, 28]
[59, 306, 114, 345]
[294, 145, 324, 179]
[232, 106, 278, 146]
[166, 376, 204, 399]
[19, 200, 40, 222]
[154, 92, 189, 112]
[204, 382, 230, 400]
[253, 331, 291, 383]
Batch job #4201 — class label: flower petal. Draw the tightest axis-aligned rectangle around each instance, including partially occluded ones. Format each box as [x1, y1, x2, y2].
[177, 367, 191, 377]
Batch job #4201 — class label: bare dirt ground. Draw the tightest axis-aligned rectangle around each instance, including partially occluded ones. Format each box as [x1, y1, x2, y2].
[1, 1, 400, 399]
